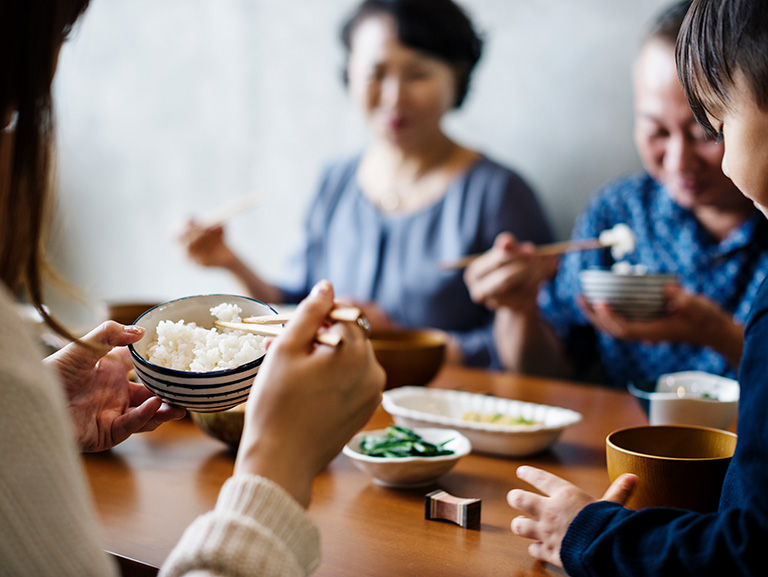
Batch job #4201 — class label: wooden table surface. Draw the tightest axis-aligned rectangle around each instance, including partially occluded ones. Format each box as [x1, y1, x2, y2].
[84, 366, 648, 576]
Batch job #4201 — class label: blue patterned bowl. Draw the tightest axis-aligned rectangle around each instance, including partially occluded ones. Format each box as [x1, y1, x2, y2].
[128, 294, 275, 412]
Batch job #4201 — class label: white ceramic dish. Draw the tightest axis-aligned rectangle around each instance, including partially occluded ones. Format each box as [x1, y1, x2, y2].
[343, 427, 471, 488]
[381, 387, 582, 457]
[629, 371, 739, 429]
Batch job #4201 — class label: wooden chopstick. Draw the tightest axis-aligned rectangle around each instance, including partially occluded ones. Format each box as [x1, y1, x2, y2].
[213, 320, 343, 347]
[242, 306, 362, 325]
[437, 238, 605, 270]
[198, 193, 264, 228]
[531, 238, 603, 257]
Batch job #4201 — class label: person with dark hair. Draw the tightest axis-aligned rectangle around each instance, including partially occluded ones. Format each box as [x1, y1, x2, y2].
[178, 0, 552, 369]
[0, 0, 384, 573]
[503, 1, 768, 575]
[465, 0, 768, 387]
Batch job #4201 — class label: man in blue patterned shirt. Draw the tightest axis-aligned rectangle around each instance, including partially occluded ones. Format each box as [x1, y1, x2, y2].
[464, 0, 768, 388]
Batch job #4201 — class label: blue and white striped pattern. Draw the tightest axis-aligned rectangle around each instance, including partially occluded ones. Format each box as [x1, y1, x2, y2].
[579, 269, 677, 320]
[129, 294, 275, 413]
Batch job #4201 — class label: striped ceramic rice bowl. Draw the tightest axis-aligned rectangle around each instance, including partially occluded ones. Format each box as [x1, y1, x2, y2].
[579, 269, 678, 320]
[129, 294, 276, 412]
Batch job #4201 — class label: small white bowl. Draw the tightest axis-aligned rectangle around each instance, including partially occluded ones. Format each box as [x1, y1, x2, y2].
[343, 427, 471, 488]
[579, 269, 677, 320]
[381, 387, 582, 457]
[128, 294, 276, 412]
[628, 371, 739, 429]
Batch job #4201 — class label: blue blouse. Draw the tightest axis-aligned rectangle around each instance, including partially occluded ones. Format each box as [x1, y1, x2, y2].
[538, 172, 768, 387]
[560, 274, 768, 576]
[277, 154, 552, 368]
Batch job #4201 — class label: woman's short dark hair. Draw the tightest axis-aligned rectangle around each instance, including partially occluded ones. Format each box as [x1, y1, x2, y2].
[676, 0, 768, 137]
[340, 0, 483, 108]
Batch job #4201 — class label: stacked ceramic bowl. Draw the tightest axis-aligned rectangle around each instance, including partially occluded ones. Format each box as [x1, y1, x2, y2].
[579, 269, 677, 320]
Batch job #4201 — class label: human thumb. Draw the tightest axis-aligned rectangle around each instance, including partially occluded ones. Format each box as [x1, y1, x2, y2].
[601, 473, 637, 505]
[79, 321, 145, 359]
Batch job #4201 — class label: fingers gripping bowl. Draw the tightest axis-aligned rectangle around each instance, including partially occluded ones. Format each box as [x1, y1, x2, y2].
[128, 294, 277, 412]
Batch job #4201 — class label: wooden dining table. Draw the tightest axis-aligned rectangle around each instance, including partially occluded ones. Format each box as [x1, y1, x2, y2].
[83, 366, 649, 577]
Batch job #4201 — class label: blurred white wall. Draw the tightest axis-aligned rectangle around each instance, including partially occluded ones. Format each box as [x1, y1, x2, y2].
[50, 0, 670, 324]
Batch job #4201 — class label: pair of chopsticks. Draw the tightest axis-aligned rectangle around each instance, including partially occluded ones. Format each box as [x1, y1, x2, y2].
[213, 306, 365, 347]
[437, 238, 604, 271]
[197, 192, 264, 228]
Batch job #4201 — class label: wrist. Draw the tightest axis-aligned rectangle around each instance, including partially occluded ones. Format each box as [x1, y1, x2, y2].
[696, 308, 733, 347]
[217, 249, 244, 271]
[700, 312, 744, 367]
[234, 434, 315, 508]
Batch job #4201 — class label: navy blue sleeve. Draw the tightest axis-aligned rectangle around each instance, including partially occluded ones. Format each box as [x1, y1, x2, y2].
[560, 276, 768, 576]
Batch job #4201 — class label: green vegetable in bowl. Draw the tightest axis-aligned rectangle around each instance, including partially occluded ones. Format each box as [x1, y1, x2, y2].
[359, 425, 455, 458]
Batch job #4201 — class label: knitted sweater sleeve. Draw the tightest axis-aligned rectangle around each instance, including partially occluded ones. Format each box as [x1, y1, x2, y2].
[0, 291, 118, 576]
[160, 476, 321, 577]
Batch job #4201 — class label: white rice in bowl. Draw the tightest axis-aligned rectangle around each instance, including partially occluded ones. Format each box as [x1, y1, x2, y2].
[146, 303, 266, 372]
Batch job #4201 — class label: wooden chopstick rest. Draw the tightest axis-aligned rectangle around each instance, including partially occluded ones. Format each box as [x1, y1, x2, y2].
[213, 320, 342, 347]
[425, 490, 481, 529]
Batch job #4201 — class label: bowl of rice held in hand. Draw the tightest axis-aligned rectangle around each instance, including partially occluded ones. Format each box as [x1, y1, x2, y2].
[129, 294, 276, 412]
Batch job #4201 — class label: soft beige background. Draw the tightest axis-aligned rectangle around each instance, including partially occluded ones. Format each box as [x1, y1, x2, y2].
[50, 0, 670, 324]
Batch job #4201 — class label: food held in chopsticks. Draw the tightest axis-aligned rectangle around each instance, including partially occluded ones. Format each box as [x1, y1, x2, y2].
[598, 223, 636, 260]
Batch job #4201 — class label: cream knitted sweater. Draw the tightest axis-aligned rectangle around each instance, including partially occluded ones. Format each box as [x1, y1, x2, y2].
[0, 287, 320, 576]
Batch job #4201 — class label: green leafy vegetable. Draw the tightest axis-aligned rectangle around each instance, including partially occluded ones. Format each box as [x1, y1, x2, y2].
[358, 425, 455, 458]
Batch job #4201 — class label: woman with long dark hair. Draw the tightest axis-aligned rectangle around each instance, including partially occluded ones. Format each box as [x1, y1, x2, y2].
[0, 1, 383, 573]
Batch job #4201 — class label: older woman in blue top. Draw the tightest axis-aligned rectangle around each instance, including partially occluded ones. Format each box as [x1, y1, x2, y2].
[179, 0, 552, 368]
[464, 0, 768, 386]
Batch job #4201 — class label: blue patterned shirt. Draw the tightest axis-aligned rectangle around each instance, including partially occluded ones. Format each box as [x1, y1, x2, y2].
[539, 172, 768, 388]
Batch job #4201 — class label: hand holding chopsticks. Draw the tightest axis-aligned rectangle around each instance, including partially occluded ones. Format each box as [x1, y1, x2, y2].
[213, 306, 369, 348]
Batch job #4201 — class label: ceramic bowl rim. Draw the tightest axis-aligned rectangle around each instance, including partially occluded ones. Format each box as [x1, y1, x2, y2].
[368, 328, 449, 350]
[579, 268, 678, 281]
